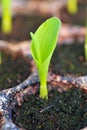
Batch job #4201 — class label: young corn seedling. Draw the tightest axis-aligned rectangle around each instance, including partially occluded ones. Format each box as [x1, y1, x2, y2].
[30, 17, 61, 99]
[67, 0, 78, 14]
[1, 0, 12, 34]
[84, 8, 87, 61]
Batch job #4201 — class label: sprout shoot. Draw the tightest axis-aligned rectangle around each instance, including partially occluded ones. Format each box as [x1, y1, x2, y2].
[84, 8, 87, 61]
[30, 17, 61, 99]
[67, 0, 78, 14]
[1, 0, 12, 34]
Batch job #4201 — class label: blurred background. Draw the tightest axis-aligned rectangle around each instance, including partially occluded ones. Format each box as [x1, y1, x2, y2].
[0, 0, 86, 42]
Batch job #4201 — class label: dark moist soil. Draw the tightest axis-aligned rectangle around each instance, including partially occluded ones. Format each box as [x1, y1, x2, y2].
[0, 15, 48, 41]
[12, 43, 87, 130]
[0, 51, 31, 90]
[13, 88, 87, 130]
[51, 42, 87, 75]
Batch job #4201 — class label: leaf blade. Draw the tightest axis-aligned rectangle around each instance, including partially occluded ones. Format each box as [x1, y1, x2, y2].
[35, 17, 61, 62]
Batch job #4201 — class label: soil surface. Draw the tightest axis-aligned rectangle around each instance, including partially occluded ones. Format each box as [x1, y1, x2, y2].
[51, 42, 87, 75]
[13, 88, 87, 130]
[0, 51, 31, 90]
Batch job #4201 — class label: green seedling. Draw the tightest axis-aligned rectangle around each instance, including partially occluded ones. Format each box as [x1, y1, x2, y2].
[84, 8, 87, 61]
[30, 17, 61, 99]
[67, 0, 78, 14]
[1, 0, 12, 34]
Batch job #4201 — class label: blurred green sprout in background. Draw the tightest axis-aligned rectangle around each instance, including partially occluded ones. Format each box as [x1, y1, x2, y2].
[1, 0, 12, 34]
[67, 0, 78, 14]
[30, 17, 61, 99]
[84, 8, 87, 61]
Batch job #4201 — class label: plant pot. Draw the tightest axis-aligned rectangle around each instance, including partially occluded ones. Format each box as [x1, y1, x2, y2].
[12, 85, 87, 130]
[0, 48, 31, 130]
[0, 42, 87, 130]
[12, 42, 87, 130]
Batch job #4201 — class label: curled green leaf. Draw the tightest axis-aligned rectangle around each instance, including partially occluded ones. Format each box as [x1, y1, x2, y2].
[30, 17, 61, 99]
